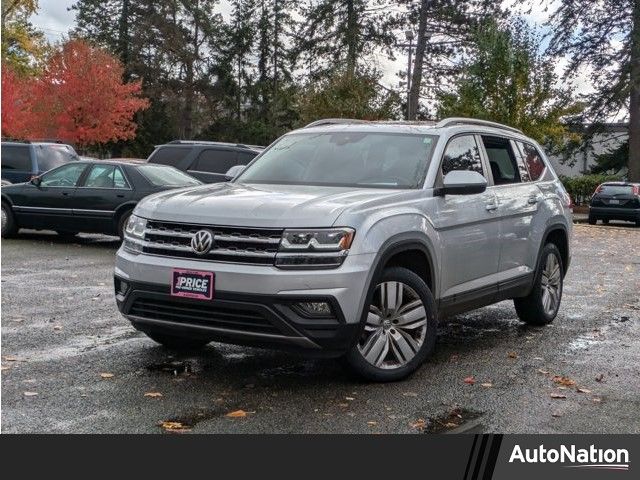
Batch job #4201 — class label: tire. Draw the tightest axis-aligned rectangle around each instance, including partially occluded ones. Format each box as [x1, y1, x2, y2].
[514, 243, 563, 326]
[117, 210, 133, 240]
[343, 267, 438, 382]
[1, 202, 18, 237]
[144, 331, 210, 350]
[588, 215, 596, 225]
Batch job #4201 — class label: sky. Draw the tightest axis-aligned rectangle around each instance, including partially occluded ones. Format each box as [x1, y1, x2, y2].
[29, 0, 594, 101]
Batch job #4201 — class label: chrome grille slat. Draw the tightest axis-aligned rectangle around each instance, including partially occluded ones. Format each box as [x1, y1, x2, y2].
[140, 221, 284, 264]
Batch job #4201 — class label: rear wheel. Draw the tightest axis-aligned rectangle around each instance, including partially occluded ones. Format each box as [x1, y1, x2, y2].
[344, 267, 437, 382]
[514, 243, 563, 326]
[144, 331, 210, 350]
[1, 202, 18, 237]
[588, 215, 596, 225]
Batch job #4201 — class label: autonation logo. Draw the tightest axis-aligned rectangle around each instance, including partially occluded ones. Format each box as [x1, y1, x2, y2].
[509, 444, 630, 471]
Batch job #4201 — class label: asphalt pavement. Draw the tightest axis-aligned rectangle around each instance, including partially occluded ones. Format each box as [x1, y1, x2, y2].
[1, 222, 639, 433]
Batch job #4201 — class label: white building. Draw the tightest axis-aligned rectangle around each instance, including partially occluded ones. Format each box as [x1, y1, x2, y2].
[547, 123, 628, 177]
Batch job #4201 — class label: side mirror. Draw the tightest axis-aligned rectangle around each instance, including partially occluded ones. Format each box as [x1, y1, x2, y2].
[437, 170, 487, 196]
[30, 176, 42, 187]
[224, 165, 246, 180]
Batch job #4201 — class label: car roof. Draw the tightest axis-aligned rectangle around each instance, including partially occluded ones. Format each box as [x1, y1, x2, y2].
[1, 140, 74, 147]
[289, 117, 532, 141]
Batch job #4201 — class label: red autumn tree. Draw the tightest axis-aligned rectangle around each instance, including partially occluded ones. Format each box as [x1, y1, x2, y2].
[1, 67, 34, 139]
[24, 39, 149, 146]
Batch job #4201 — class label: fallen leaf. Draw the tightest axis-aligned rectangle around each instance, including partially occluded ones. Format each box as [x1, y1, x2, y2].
[553, 375, 576, 387]
[595, 374, 605, 382]
[345, 397, 355, 401]
[226, 409, 248, 418]
[160, 421, 190, 432]
[338, 403, 349, 408]
[144, 392, 163, 398]
[367, 421, 377, 426]
[23, 391, 38, 397]
[551, 411, 562, 418]
[1, 366, 11, 371]
[592, 397, 602, 403]
[444, 422, 459, 428]
[537, 369, 550, 375]
[100, 373, 114, 379]
[576, 388, 592, 394]
[463, 376, 475, 385]
[402, 392, 418, 397]
[550, 393, 567, 399]
[507, 352, 518, 359]
[449, 354, 459, 362]
[53, 325, 62, 331]
[410, 419, 426, 430]
[480, 383, 493, 388]
[3, 356, 20, 362]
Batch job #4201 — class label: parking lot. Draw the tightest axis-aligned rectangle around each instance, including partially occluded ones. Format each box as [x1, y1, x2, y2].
[1, 223, 639, 433]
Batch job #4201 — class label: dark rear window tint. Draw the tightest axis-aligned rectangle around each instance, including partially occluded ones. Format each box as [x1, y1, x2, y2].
[36, 145, 79, 171]
[148, 146, 191, 166]
[1, 144, 31, 170]
[191, 149, 237, 173]
[518, 142, 546, 181]
[599, 185, 634, 195]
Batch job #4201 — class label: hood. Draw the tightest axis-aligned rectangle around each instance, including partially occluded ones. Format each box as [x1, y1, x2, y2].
[135, 182, 405, 227]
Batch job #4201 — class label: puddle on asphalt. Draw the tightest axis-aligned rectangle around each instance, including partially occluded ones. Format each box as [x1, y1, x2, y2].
[424, 407, 484, 434]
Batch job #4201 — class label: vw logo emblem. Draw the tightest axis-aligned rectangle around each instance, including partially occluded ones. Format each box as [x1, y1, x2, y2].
[191, 229, 214, 255]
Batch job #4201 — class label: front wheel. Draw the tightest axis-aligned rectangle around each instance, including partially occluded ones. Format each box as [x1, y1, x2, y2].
[144, 331, 210, 350]
[514, 243, 563, 325]
[117, 210, 133, 240]
[344, 267, 437, 382]
[1, 202, 18, 237]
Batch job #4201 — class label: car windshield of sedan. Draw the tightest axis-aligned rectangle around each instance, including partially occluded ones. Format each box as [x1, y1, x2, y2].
[235, 132, 438, 189]
[137, 164, 201, 187]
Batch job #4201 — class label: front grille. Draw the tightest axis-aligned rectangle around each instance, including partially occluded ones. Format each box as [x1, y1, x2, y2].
[142, 220, 283, 264]
[129, 297, 280, 335]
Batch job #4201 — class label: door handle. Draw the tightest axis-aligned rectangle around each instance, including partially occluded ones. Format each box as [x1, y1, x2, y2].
[116, 194, 124, 198]
[62, 192, 70, 196]
[485, 203, 498, 211]
[527, 195, 539, 205]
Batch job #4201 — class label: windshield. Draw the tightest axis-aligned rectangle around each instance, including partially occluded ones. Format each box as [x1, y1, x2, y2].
[37, 144, 80, 171]
[235, 132, 438, 189]
[137, 164, 202, 187]
[599, 184, 634, 196]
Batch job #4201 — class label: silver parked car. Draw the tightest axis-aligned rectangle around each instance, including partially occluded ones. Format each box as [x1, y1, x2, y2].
[115, 118, 572, 381]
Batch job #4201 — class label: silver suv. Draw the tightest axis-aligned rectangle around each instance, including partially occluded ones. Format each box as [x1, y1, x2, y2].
[115, 118, 572, 381]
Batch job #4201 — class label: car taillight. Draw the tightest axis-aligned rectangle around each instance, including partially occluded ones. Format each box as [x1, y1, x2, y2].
[633, 185, 640, 196]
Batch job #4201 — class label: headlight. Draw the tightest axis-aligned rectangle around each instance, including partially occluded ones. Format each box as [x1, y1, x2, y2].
[276, 228, 355, 269]
[123, 214, 147, 254]
[125, 214, 147, 239]
[280, 228, 355, 252]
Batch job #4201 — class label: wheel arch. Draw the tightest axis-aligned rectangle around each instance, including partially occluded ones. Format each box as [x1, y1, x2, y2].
[540, 223, 570, 276]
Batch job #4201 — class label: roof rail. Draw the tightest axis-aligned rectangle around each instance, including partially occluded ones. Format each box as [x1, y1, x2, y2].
[435, 117, 523, 135]
[304, 118, 371, 128]
[166, 140, 262, 149]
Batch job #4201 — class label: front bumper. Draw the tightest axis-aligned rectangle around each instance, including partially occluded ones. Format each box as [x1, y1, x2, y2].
[114, 248, 375, 356]
[589, 206, 640, 221]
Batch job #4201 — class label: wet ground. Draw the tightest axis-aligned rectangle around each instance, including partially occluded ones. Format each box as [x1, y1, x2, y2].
[2, 223, 639, 433]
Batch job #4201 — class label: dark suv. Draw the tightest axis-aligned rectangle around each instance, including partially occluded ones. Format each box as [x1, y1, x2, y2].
[1, 141, 80, 185]
[589, 182, 640, 227]
[146, 141, 263, 183]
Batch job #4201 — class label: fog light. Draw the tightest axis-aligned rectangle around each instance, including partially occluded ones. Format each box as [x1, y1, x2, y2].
[295, 301, 332, 317]
[115, 278, 129, 296]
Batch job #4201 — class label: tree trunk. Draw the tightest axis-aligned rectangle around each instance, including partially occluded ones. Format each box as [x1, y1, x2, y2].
[629, 0, 640, 182]
[408, 0, 430, 120]
[118, 0, 130, 81]
[346, 0, 357, 77]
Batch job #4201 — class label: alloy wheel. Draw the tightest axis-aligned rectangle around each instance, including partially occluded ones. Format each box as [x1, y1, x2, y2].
[357, 281, 428, 369]
[1, 206, 7, 231]
[540, 253, 561, 316]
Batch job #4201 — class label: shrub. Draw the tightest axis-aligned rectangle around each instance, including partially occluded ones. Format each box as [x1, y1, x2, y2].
[559, 174, 622, 205]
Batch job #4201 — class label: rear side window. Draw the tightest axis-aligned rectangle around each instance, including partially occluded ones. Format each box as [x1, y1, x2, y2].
[441, 135, 484, 177]
[192, 149, 237, 173]
[518, 142, 546, 181]
[137, 164, 201, 187]
[84, 164, 130, 189]
[148, 146, 191, 166]
[237, 151, 258, 165]
[482, 136, 520, 185]
[37, 145, 79, 171]
[1, 145, 31, 170]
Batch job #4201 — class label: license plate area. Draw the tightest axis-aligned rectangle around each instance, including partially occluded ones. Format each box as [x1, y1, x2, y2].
[608, 199, 620, 205]
[171, 269, 214, 300]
